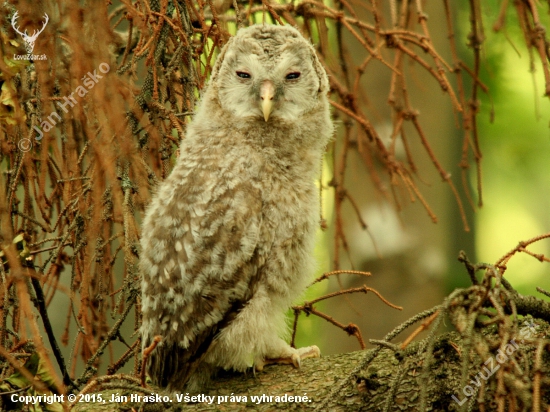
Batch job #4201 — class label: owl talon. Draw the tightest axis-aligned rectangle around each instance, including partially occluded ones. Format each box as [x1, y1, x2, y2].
[296, 345, 321, 362]
[258, 345, 320, 370]
[254, 358, 265, 372]
[292, 353, 301, 368]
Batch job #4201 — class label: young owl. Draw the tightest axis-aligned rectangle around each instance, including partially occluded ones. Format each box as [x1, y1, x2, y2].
[140, 24, 333, 392]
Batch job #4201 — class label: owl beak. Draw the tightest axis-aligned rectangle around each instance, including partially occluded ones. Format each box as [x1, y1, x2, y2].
[260, 80, 275, 122]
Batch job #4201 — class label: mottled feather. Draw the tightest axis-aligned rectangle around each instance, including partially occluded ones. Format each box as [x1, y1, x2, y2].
[140, 24, 332, 392]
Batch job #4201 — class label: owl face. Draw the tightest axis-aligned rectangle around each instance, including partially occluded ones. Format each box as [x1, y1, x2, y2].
[215, 25, 324, 123]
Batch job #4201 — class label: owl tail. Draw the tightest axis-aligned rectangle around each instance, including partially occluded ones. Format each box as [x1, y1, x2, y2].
[146, 334, 214, 392]
[145, 300, 246, 391]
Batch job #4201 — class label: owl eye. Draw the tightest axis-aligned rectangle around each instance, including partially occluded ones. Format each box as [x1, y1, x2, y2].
[236, 71, 251, 79]
[285, 72, 301, 80]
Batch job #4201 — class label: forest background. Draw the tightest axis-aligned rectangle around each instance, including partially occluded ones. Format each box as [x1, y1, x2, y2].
[1, 0, 550, 410]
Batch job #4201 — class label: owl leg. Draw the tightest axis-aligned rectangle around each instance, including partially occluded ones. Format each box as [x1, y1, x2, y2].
[255, 345, 320, 372]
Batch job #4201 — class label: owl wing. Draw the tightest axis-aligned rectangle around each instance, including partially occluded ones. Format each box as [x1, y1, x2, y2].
[141, 169, 263, 390]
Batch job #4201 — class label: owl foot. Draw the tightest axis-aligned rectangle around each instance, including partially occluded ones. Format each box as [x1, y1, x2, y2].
[255, 345, 320, 372]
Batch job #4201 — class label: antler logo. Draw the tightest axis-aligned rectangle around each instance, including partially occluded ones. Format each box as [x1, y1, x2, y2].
[11, 12, 49, 54]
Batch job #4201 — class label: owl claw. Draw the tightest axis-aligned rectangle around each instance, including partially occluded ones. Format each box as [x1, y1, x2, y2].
[254, 358, 265, 372]
[291, 353, 301, 368]
[296, 345, 321, 363]
[256, 345, 320, 371]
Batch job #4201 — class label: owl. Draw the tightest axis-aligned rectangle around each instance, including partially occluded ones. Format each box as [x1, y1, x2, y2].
[140, 24, 333, 392]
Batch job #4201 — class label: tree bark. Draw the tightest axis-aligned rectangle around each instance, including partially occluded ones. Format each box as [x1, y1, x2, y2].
[71, 325, 549, 412]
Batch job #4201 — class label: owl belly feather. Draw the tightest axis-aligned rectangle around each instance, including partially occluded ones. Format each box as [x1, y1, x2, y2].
[258, 172, 318, 302]
[201, 142, 320, 370]
[140, 135, 321, 389]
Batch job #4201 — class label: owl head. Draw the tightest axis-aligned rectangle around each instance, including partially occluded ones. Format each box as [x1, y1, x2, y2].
[204, 24, 329, 124]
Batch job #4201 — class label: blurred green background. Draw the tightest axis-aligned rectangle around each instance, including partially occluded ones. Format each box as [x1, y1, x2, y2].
[466, 5, 550, 296]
